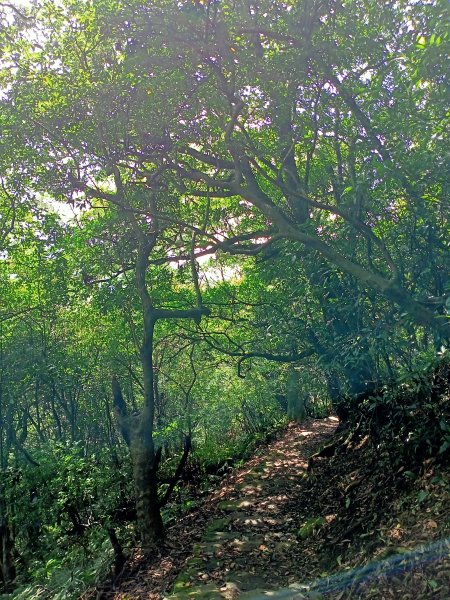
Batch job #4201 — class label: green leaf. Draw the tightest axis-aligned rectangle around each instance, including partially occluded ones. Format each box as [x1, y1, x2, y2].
[438, 441, 450, 455]
[417, 490, 429, 503]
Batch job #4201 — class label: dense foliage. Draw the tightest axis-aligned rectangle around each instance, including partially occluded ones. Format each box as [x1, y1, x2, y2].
[0, 0, 448, 596]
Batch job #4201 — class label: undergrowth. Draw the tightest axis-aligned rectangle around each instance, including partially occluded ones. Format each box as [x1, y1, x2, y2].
[346, 356, 450, 466]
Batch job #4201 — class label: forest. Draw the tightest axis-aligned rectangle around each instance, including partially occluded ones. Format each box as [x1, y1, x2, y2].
[0, 0, 449, 598]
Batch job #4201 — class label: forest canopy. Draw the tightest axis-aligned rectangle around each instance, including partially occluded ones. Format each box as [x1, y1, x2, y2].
[0, 0, 449, 596]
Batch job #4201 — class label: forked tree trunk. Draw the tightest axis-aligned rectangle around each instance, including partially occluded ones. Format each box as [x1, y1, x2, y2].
[112, 378, 164, 550]
[111, 184, 209, 551]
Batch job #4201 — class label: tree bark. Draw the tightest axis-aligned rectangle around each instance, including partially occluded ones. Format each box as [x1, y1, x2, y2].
[110, 181, 210, 551]
[112, 376, 164, 550]
[130, 423, 164, 548]
[286, 366, 306, 423]
[0, 493, 15, 592]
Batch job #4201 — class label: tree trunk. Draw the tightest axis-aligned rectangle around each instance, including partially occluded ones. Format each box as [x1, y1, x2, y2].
[111, 188, 209, 551]
[112, 380, 164, 551]
[286, 366, 306, 423]
[130, 424, 164, 549]
[0, 493, 15, 592]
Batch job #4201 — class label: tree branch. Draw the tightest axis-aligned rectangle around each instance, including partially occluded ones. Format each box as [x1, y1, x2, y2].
[159, 435, 192, 508]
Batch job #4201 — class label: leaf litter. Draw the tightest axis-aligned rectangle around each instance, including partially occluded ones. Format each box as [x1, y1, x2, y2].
[87, 418, 450, 600]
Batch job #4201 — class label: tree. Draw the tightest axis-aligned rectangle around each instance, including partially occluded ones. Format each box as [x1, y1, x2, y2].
[286, 365, 306, 423]
[90, 0, 448, 334]
[107, 182, 210, 548]
[1, 0, 449, 558]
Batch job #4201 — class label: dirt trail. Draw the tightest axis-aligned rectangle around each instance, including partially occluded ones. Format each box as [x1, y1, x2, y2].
[101, 418, 337, 600]
[97, 417, 450, 600]
[166, 418, 337, 599]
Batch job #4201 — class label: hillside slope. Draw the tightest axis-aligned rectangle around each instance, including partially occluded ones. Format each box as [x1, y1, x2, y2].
[93, 418, 450, 600]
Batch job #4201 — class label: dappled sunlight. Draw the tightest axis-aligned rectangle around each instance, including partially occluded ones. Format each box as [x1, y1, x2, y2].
[158, 420, 342, 595]
[3, 0, 448, 598]
[152, 557, 175, 581]
[237, 485, 262, 496]
[387, 524, 404, 541]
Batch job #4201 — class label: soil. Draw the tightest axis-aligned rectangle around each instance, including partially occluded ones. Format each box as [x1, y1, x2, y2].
[89, 418, 450, 600]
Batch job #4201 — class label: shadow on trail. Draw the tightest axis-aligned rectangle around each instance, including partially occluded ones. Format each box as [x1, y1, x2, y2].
[97, 418, 337, 600]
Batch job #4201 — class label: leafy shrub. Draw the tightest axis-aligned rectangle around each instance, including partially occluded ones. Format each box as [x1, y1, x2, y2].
[351, 357, 450, 466]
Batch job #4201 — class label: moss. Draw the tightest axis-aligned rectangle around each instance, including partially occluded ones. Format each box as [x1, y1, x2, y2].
[203, 530, 238, 543]
[205, 517, 233, 533]
[168, 583, 225, 599]
[297, 517, 327, 540]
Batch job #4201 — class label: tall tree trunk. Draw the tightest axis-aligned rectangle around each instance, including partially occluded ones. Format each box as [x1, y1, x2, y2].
[111, 181, 209, 551]
[112, 375, 164, 550]
[129, 416, 164, 549]
[286, 366, 306, 423]
[134, 315, 164, 548]
[0, 492, 15, 592]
